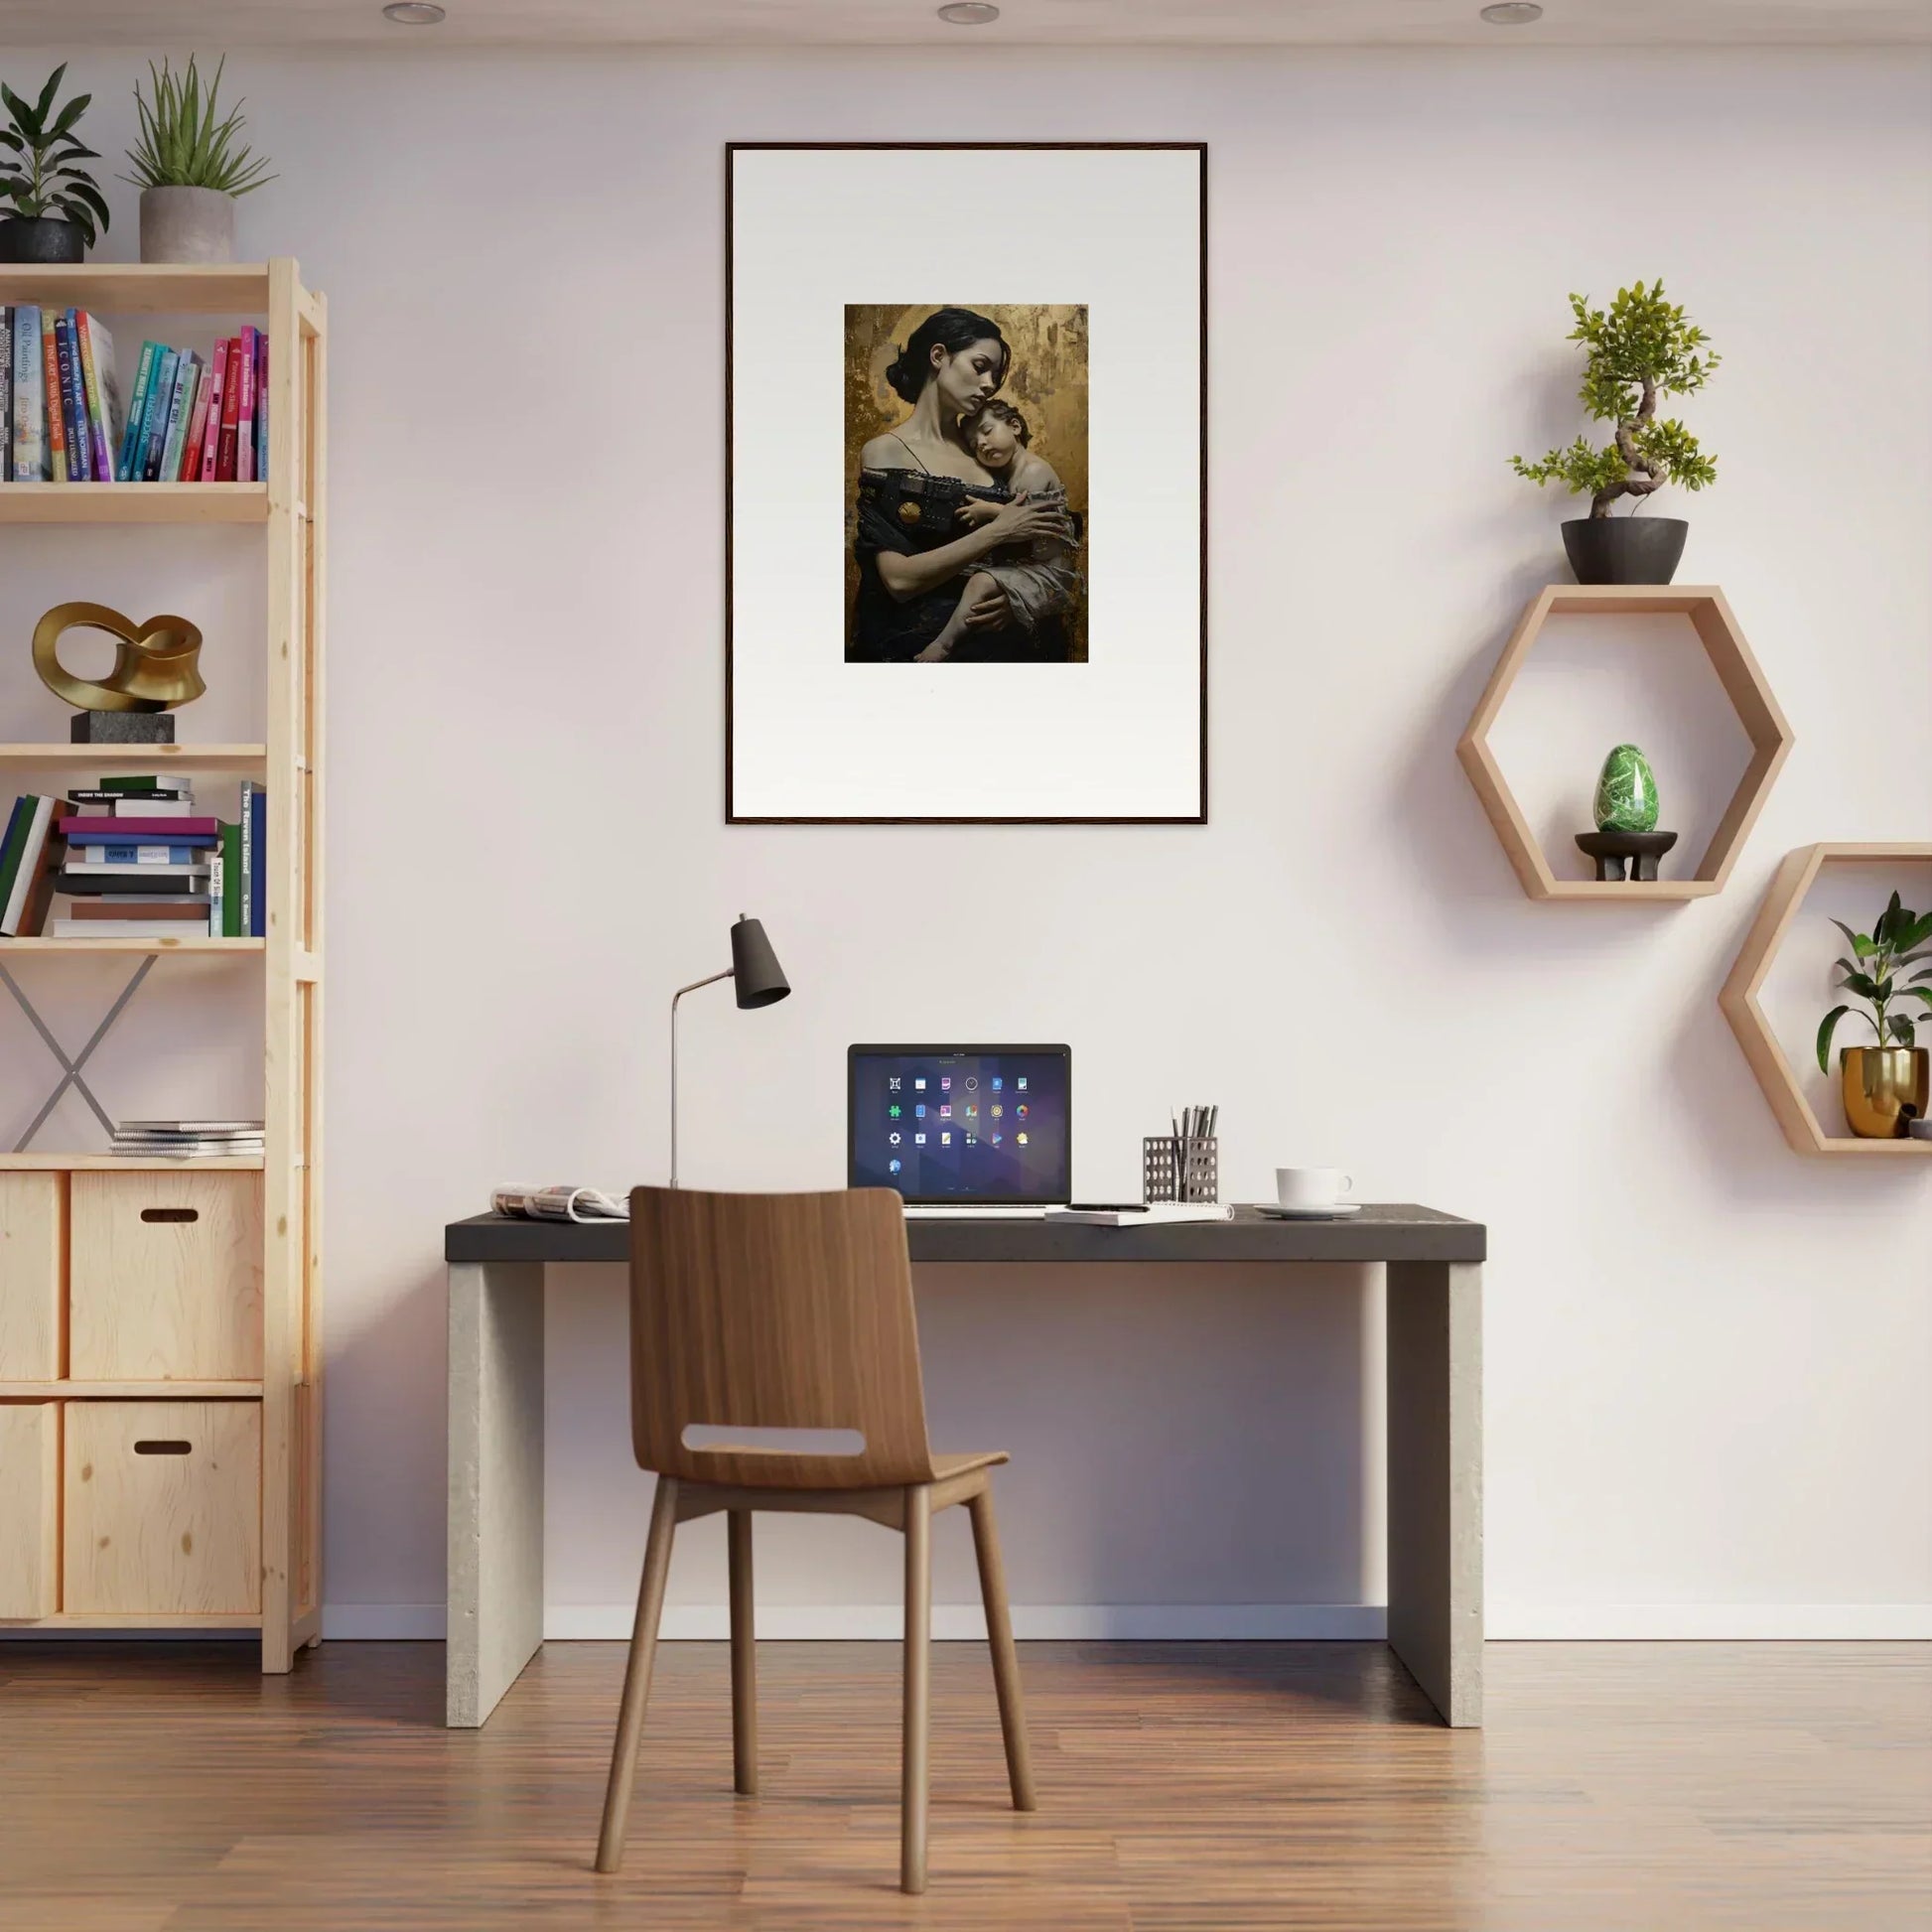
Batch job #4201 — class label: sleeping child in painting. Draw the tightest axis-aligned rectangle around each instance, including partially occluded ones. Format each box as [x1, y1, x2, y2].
[914, 400, 1084, 663]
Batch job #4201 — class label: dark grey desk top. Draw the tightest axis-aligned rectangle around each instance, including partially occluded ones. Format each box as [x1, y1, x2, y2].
[446, 1203, 1483, 1267]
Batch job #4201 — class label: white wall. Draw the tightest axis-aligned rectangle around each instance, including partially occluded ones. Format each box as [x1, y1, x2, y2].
[3, 44, 1928, 1640]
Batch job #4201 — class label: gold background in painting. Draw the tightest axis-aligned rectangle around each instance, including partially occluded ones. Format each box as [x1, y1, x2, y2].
[844, 303, 1089, 663]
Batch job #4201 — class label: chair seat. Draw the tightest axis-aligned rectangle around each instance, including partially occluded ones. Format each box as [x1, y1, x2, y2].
[671, 1451, 1010, 1530]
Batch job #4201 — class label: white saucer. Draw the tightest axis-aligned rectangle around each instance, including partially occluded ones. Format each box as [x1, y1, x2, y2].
[1250, 1201, 1362, 1219]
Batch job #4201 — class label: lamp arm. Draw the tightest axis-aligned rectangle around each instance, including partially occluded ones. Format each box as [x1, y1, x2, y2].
[668, 968, 736, 1188]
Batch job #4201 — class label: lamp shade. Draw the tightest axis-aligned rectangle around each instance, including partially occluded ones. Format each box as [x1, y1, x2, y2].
[730, 915, 790, 1009]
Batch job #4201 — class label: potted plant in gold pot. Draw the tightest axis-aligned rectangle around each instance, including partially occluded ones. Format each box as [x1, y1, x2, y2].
[1817, 893, 1932, 1138]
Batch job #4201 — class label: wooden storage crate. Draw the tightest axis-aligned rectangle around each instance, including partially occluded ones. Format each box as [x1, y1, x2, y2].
[0, 1173, 65, 1380]
[0, 1402, 60, 1617]
[68, 1172, 264, 1382]
[64, 1401, 261, 1615]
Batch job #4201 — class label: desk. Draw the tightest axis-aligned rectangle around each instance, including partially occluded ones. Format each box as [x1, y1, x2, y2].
[444, 1204, 1484, 1729]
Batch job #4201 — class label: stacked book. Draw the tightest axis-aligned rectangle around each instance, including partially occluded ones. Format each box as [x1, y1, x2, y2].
[0, 775, 267, 938]
[2, 307, 266, 484]
[112, 1119, 264, 1161]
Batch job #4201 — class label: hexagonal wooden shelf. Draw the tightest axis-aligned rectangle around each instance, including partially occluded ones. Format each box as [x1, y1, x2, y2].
[1456, 585, 1795, 901]
[1720, 842, 1932, 1160]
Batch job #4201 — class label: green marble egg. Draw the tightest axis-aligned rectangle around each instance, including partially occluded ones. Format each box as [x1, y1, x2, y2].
[1593, 744, 1659, 833]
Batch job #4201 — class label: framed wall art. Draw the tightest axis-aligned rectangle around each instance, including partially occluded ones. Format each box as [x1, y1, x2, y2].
[726, 142, 1207, 824]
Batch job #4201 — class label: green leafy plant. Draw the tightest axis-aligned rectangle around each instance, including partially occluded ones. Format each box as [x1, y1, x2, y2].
[1512, 281, 1719, 519]
[1816, 893, 1932, 1071]
[123, 56, 274, 198]
[0, 65, 110, 245]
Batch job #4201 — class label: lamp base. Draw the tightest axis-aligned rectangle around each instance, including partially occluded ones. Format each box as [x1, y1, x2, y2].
[70, 710, 176, 744]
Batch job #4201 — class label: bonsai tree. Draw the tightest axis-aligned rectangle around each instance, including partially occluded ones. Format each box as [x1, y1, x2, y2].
[0, 65, 110, 247]
[1817, 893, 1932, 1071]
[123, 57, 275, 201]
[1512, 281, 1718, 518]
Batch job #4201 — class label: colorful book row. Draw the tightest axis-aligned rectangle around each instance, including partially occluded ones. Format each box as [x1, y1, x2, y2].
[1, 308, 266, 484]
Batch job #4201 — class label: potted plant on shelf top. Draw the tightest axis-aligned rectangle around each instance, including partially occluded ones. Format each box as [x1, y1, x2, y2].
[1817, 892, 1932, 1139]
[1512, 280, 1719, 586]
[0, 65, 110, 264]
[124, 56, 274, 265]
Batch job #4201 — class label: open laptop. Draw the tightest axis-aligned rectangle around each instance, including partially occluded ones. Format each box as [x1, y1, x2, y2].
[848, 1044, 1071, 1216]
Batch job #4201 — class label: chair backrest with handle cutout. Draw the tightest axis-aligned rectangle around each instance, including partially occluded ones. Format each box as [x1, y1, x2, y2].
[627, 1185, 935, 1490]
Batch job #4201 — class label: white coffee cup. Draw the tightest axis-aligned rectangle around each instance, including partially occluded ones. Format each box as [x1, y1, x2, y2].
[1276, 1167, 1353, 1210]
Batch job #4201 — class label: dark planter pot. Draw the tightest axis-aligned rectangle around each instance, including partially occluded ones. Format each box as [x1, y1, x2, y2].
[0, 216, 87, 264]
[1561, 516, 1689, 586]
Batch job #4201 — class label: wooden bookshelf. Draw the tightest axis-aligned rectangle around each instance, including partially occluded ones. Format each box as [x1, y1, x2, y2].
[0, 483, 268, 524]
[0, 744, 268, 766]
[0, 263, 274, 313]
[0, 1380, 263, 1399]
[0, 936, 266, 953]
[0, 262, 326, 1669]
[0, 1151, 266, 1167]
[0, 1154, 265, 1171]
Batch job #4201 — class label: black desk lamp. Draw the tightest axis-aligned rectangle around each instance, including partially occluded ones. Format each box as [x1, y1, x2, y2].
[668, 914, 790, 1187]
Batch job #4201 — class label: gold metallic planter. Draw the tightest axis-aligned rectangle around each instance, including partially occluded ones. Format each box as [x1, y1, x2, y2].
[1840, 1046, 1930, 1140]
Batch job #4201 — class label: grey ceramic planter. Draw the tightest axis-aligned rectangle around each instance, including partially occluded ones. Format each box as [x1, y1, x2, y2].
[139, 186, 236, 265]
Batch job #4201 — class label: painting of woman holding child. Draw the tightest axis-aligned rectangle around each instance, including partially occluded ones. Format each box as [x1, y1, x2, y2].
[845, 305, 1088, 664]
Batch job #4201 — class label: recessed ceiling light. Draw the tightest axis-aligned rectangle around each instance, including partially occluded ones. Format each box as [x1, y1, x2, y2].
[382, 1, 446, 22]
[938, 2, 1001, 23]
[1479, 1, 1543, 21]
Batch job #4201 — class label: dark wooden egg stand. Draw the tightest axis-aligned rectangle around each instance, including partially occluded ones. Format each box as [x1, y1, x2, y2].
[1575, 829, 1679, 882]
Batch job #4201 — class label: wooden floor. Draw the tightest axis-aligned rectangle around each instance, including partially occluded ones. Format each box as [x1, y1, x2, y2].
[0, 1639, 1926, 1930]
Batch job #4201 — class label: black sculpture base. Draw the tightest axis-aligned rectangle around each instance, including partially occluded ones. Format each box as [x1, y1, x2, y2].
[70, 711, 175, 744]
[1576, 829, 1679, 882]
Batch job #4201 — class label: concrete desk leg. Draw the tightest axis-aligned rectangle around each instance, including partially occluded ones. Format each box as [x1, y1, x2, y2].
[1386, 1260, 1482, 1726]
[448, 1260, 546, 1727]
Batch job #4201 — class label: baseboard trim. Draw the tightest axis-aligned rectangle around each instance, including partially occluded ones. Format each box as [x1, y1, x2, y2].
[1487, 1603, 1932, 1640]
[322, 1603, 448, 1640]
[315, 1601, 1932, 1643]
[626, 1603, 1389, 1642]
[317, 1603, 1387, 1642]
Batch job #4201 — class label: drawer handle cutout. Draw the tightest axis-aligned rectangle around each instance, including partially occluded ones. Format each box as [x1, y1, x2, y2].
[134, 1440, 193, 1455]
[141, 1207, 200, 1224]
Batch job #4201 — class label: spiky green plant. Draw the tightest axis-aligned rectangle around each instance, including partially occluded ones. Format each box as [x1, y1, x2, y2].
[123, 57, 274, 198]
[0, 65, 110, 245]
[1817, 893, 1932, 1071]
[1512, 281, 1719, 518]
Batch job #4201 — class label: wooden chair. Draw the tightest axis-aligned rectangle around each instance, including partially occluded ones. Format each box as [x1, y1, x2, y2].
[594, 1185, 1036, 1894]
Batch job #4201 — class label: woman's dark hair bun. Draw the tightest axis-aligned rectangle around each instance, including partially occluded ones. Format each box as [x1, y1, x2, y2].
[886, 307, 1009, 403]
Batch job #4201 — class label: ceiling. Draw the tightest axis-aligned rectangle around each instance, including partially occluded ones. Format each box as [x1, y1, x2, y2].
[6, 0, 1929, 47]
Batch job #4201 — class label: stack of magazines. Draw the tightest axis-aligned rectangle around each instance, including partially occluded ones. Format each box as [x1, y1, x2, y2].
[491, 1184, 628, 1223]
[113, 1118, 265, 1160]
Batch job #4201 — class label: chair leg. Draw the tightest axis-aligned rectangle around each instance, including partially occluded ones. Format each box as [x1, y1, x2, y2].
[594, 1475, 680, 1874]
[900, 1482, 933, 1895]
[728, 1508, 758, 1796]
[968, 1484, 1037, 1812]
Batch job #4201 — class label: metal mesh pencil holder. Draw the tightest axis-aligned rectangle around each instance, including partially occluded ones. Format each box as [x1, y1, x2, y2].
[1143, 1136, 1219, 1205]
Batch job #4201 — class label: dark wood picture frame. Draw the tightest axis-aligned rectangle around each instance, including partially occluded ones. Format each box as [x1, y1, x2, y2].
[725, 140, 1209, 826]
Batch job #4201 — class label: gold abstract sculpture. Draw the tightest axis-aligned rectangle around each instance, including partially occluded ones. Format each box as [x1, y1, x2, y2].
[33, 602, 206, 713]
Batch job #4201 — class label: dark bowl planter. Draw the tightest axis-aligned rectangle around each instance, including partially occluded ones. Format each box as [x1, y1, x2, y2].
[0, 216, 87, 264]
[1562, 516, 1689, 586]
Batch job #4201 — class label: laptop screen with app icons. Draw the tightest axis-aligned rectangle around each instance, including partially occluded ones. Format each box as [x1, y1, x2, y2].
[848, 1044, 1071, 1204]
